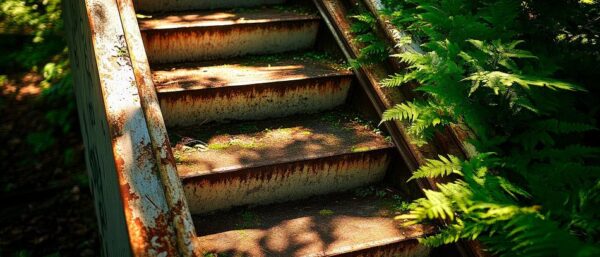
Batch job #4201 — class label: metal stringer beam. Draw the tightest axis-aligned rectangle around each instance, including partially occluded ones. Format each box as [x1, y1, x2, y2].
[63, 0, 195, 255]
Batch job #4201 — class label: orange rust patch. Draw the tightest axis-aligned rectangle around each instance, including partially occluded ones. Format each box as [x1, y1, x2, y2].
[140, 19, 319, 63]
[183, 150, 390, 186]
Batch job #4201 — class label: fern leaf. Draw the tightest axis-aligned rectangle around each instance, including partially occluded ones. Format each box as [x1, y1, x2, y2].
[410, 155, 462, 181]
[381, 102, 421, 122]
[381, 73, 406, 87]
[465, 71, 586, 91]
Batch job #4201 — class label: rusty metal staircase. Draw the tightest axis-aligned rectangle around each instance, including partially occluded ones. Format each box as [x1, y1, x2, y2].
[62, 0, 468, 256]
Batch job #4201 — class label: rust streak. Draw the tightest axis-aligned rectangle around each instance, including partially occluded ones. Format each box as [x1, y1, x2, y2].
[183, 149, 390, 186]
[141, 21, 319, 63]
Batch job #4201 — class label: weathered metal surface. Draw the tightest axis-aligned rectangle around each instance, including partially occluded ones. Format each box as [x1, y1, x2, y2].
[193, 191, 433, 257]
[172, 109, 392, 176]
[171, 110, 393, 213]
[152, 57, 351, 92]
[133, 0, 285, 13]
[153, 57, 352, 126]
[184, 151, 390, 214]
[158, 76, 351, 126]
[313, 0, 440, 190]
[137, 9, 320, 30]
[63, 0, 133, 255]
[63, 0, 185, 255]
[139, 10, 320, 63]
[115, 0, 198, 256]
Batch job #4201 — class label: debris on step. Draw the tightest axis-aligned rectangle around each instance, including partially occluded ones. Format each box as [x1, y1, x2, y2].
[153, 53, 352, 126]
[171, 109, 394, 214]
[193, 187, 434, 257]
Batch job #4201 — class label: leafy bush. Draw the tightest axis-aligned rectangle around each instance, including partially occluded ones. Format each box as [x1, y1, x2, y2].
[1, 0, 74, 154]
[354, 0, 600, 256]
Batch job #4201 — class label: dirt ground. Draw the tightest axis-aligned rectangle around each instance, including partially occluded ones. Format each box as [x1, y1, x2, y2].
[0, 72, 99, 256]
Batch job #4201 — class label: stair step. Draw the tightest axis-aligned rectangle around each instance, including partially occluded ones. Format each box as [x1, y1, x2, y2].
[138, 7, 320, 64]
[193, 188, 433, 257]
[154, 53, 352, 127]
[171, 110, 393, 214]
[135, 0, 286, 13]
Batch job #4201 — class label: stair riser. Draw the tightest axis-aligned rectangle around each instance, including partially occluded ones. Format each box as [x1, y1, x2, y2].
[182, 150, 391, 214]
[331, 240, 429, 257]
[142, 22, 319, 64]
[159, 76, 351, 127]
[134, 0, 286, 13]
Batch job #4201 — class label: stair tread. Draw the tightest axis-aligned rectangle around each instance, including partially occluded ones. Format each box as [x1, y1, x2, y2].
[171, 109, 392, 178]
[138, 6, 320, 31]
[193, 188, 433, 256]
[153, 54, 352, 93]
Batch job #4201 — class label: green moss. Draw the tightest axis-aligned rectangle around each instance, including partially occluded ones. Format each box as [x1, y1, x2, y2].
[378, 195, 411, 214]
[207, 142, 231, 150]
[230, 139, 261, 149]
[318, 209, 335, 216]
[351, 146, 372, 152]
[209, 139, 262, 150]
[173, 152, 184, 163]
[236, 210, 261, 229]
[300, 130, 313, 136]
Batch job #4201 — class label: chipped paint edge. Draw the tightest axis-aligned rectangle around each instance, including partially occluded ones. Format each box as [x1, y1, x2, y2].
[64, 0, 192, 256]
[116, 0, 198, 256]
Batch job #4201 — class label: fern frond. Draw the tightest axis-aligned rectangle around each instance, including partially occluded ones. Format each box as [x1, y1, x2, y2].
[401, 189, 456, 221]
[465, 71, 586, 92]
[349, 13, 376, 25]
[419, 224, 464, 246]
[381, 73, 406, 87]
[382, 102, 421, 122]
[409, 155, 462, 181]
[392, 51, 424, 65]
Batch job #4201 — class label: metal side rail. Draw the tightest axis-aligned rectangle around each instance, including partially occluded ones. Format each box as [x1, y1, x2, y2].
[63, 0, 196, 256]
[311, 0, 487, 256]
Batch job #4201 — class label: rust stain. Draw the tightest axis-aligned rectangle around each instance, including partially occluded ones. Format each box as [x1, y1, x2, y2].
[159, 76, 349, 103]
[136, 142, 155, 170]
[129, 214, 179, 256]
[158, 76, 351, 126]
[159, 137, 178, 166]
[183, 149, 390, 186]
[115, 0, 200, 254]
[182, 149, 392, 213]
[116, 153, 179, 256]
[91, 3, 106, 35]
[141, 21, 319, 63]
[113, 153, 138, 213]
[109, 110, 127, 138]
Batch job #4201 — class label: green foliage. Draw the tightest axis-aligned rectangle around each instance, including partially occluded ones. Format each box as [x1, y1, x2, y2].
[26, 131, 56, 154]
[1, 0, 74, 154]
[409, 155, 461, 181]
[371, 0, 600, 256]
[348, 10, 389, 67]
